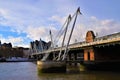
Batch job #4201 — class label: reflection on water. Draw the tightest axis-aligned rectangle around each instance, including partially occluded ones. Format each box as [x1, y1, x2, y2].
[38, 71, 120, 80]
[0, 62, 120, 80]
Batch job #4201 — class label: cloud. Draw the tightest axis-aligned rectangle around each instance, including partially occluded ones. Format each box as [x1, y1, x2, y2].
[26, 26, 57, 42]
[0, 0, 120, 48]
[49, 15, 120, 46]
[26, 27, 48, 41]
[0, 34, 29, 47]
[0, 9, 9, 24]
[49, 15, 67, 26]
[0, 0, 78, 33]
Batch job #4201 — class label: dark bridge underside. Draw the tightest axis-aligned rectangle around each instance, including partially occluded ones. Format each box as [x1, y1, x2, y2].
[95, 44, 120, 61]
[84, 44, 120, 71]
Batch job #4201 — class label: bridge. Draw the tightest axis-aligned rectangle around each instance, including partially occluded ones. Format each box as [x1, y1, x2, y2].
[32, 32, 120, 55]
[29, 7, 120, 72]
[31, 30, 120, 61]
[31, 30, 120, 72]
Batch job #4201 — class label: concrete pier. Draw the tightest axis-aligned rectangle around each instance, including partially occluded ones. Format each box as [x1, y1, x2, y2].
[37, 61, 66, 73]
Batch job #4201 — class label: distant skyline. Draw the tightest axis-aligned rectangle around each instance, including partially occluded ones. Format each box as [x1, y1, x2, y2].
[0, 0, 120, 47]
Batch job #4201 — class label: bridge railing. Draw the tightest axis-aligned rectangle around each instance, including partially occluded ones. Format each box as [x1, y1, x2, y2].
[31, 37, 120, 55]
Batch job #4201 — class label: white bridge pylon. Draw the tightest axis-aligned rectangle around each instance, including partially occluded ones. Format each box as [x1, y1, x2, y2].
[50, 7, 82, 61]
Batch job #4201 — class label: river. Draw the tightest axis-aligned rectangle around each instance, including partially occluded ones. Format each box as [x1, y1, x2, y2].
[0, 62, 120, 80]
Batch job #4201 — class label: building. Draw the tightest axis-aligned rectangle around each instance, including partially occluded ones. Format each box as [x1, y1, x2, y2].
[30, 39, 51, 54]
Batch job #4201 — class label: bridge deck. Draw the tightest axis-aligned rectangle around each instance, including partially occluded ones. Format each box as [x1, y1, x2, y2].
[32, 37, 120, 55]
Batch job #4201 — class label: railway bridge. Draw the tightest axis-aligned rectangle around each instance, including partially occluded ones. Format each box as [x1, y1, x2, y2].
[30, 8, 120, 72]
[30, 31, 120, 71]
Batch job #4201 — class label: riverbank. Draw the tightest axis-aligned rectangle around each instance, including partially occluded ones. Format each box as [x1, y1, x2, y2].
[0, 57, 36, 62]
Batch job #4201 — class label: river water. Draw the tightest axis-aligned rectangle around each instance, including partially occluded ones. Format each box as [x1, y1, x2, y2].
[0, 62, 120, 80]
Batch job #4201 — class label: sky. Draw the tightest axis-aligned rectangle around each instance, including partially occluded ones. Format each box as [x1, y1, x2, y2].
[0, 0, 120, 48]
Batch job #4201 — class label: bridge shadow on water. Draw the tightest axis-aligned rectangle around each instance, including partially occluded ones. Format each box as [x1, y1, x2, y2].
[36, 61, 120, 80]
[37, 71, 120, 80]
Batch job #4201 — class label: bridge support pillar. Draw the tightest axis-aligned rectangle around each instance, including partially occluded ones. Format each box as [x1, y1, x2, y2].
[74, 53, 77, 66]
[68, 53, 72, 65]
[84, 47, 95, 61]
